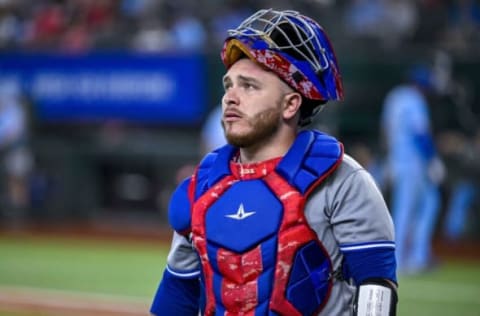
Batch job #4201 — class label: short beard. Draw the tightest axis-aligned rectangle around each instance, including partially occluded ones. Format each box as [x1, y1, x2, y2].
[223, 107, 281, 148]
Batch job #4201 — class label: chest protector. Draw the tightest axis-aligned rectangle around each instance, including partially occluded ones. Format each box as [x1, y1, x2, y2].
[188, 130, 343, 316]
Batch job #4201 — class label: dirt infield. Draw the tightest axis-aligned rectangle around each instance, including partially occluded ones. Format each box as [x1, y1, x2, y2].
[0, 286, 149, 316]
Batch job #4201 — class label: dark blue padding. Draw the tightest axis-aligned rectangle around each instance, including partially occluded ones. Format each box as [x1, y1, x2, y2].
[254, 301, 270, 316]
[212, 273, 225, 311]
[206, 243, 220, 274]
[206, 180, 283, 253]
[257, 266, 275, 309]
[260, 237, 277, 273]
[276, 130, 342, 194]
[168, 178, 193, 233]
[286, 241, 332, 316]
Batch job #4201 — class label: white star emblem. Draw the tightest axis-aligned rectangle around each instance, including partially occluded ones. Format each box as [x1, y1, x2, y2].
[225, 203, 256, 220]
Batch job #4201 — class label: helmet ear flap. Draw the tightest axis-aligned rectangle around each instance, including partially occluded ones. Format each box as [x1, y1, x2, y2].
[299, 99, 325, 127]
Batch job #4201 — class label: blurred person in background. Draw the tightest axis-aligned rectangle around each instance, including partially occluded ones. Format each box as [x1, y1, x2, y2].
[343, 0, 418, 49]
[441, 0, 480, 53]
[380, 62, 446, 275]
[173, 104, 226, 188]
[441, 128, 480, 241]
[208, 0, 253, 48]
[0, 0, 23, 49]
[200, 104, 226, 155]
[348, 141, 388, 191]
[173, 104, 226, 205]
[436, 66, 480, 242]
[0, 78, 34, 224]
[151, 8, 397, 316]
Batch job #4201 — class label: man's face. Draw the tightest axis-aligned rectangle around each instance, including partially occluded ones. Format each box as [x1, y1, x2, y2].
[221, 58, 290, 148]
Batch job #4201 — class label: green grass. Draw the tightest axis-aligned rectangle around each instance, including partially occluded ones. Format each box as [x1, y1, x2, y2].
[399, 262, 480, 316]
[398, 262, 480, 316]
[1, 235, 479, 316]
[0, 235, 167, 298]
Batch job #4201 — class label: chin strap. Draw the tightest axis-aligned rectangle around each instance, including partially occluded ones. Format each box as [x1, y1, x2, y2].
[354, 278, 398, 316]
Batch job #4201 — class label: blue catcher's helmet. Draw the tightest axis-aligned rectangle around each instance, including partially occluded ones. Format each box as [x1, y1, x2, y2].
[221, 9, 344, 125]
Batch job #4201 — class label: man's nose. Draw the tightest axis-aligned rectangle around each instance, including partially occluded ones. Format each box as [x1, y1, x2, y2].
[223, 88, 239, 106]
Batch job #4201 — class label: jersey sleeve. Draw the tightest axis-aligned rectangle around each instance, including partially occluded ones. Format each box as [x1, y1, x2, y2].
[150, 232, 202, 315]
[166, 231, 202, 277]
[327, 160, 397, 285]
[166, 174, 201, 275]
[150, 268, 201, 316]
[151, 175, 203, 315]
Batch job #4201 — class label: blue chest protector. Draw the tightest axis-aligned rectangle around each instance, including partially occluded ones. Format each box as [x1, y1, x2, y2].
[170, 130, 343, 316]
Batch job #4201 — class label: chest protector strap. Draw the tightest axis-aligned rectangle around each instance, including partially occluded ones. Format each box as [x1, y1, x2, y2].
[189, 130, 343, 316]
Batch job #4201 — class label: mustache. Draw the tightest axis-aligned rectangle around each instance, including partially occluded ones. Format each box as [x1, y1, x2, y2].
[223, 108, 244, 119]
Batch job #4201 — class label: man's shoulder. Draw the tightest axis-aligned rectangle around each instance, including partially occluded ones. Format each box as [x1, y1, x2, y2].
[309, 153, 387, 215]
[340, 154, 363, 171]
[329, 153, 367, 184]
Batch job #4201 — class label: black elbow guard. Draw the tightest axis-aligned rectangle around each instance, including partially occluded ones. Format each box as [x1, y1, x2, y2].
[353, 278, 398, 316]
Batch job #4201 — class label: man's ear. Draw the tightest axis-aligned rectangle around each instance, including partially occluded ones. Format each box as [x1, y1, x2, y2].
[283, 92, 302, 120]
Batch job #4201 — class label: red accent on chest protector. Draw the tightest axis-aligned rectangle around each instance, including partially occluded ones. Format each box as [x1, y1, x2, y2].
[265, 172, 321, 316]
[190, 157, 334, 316]
[218, 246, 263, 313]
[190, 172, 238, 316]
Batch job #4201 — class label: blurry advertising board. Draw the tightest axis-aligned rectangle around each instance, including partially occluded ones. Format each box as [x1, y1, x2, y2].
[0, 53, 206, 125]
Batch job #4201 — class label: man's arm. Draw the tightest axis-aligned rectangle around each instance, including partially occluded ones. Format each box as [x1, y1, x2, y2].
[328, 160, 398, 315]
[150, 231, 203, 315]
[151, 177, 202, 315]
[354, 278, 397, 316]
[150, 264, 201, 316]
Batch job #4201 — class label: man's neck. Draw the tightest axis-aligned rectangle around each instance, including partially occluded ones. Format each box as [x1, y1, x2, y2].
[238, 132, 296, 164]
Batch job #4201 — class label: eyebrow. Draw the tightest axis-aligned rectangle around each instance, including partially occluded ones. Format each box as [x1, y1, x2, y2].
[222, 74, 262, 86]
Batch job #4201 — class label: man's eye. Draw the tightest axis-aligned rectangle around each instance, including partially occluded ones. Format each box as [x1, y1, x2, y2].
[243, 83, 256, 90]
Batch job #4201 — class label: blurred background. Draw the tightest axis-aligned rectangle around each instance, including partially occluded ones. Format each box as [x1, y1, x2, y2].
[0, 0, 479, 315]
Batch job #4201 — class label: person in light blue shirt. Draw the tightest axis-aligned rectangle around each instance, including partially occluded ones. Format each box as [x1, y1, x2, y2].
[0, 79, 34, 220]
[381, 65, 445, 274]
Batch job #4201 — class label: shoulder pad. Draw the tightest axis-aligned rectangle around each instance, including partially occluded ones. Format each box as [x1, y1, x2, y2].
[168, 177, 193, 234]
[276, 130, 343, 194]
[194, 144, 236, 200]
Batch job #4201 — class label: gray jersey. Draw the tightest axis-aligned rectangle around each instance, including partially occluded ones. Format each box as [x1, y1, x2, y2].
[165, 154, 394, 316]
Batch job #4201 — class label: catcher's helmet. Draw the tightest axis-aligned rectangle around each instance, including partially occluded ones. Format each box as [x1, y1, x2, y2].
[221, 9, 344, 125]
